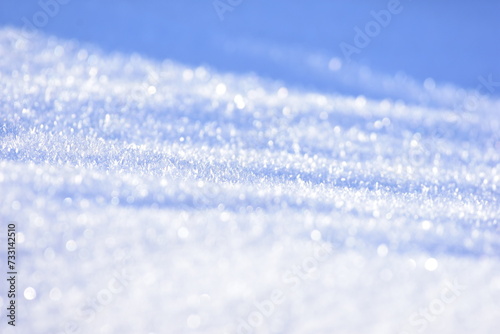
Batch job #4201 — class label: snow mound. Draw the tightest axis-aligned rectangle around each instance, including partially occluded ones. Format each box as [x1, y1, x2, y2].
[0, 28, 499, 334]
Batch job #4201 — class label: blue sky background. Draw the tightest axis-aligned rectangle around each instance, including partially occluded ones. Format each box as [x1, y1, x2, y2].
[1, 0, 499, 99]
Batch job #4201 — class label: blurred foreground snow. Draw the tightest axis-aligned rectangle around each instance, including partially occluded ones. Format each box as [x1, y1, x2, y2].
[0, 28, 499, 333]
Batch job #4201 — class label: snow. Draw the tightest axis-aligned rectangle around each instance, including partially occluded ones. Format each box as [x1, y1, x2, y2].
[0, 21, 499, 334]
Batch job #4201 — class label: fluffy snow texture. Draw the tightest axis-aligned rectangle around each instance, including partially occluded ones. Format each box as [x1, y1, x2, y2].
[0, 28, 499, 334]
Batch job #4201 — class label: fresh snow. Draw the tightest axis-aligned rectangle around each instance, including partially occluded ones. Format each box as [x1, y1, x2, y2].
[0, 27, 499, 334]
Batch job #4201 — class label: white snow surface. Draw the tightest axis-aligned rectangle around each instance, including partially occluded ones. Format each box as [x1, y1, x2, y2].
[0, 28, 499, 334]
